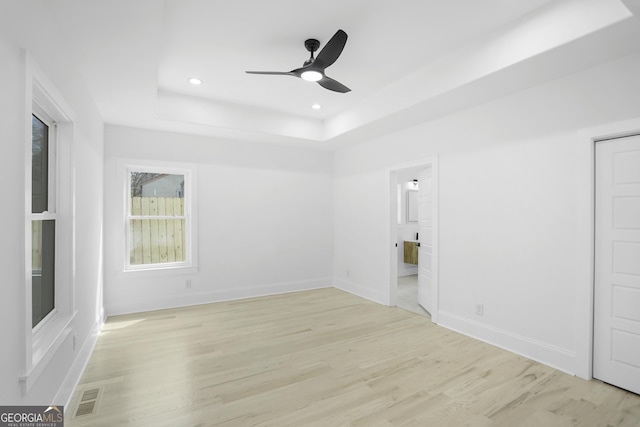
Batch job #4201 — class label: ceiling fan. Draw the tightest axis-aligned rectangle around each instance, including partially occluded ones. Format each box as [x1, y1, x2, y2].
[246, 29, 351, 93]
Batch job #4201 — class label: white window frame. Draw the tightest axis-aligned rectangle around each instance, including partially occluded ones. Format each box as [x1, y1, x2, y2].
[21, 51, 76, 394]
[121, 160, 198, 274]
[31, 105, 58, 333]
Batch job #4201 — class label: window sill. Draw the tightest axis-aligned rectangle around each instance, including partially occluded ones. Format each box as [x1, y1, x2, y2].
[21, 310, 77, 394]
[117, 265, 198, 279]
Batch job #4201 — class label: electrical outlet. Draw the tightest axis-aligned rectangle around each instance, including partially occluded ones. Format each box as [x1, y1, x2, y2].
[185, 279, 192, 289]
[475, 303, 484, 316]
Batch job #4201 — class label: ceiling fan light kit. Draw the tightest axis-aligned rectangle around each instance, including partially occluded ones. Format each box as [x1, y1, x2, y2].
[246, 29, 351, 93]
[301, 70, 323, 82]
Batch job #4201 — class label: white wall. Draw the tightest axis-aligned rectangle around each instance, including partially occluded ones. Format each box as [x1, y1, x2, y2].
[103, 126, 334, 315]
[0, 1, 104, 406]
[333, 51, 640, 376]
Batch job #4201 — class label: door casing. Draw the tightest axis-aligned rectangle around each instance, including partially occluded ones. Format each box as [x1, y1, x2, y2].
[575, 118, 640, 380]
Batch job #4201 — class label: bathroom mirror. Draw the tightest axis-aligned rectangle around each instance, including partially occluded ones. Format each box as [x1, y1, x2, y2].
[407, 190, 418, 222]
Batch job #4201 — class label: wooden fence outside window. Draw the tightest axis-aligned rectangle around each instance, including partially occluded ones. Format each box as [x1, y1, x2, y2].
[129, 196, 186, 265]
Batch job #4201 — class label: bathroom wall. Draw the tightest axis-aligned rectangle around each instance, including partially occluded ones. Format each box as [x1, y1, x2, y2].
[396, 171, 419, 276]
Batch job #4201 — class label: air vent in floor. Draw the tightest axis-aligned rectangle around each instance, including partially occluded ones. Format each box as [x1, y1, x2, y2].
[74, 387, 101, 417]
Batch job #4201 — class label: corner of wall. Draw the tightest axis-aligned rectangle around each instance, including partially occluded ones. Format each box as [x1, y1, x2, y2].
[333, 278, 390, 306]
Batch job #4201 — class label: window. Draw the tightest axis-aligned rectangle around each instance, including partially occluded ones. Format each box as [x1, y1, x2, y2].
[22, 54, 76, 394]
[124, 164, 195, 271]
[31, 112, 56, 328]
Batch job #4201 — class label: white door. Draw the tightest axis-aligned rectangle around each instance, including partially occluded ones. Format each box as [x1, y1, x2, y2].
[594, 135, 640, 394]
[417, 168, 433, 313]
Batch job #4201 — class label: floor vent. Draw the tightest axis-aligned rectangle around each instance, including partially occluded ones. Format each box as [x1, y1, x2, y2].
[74, 387, 101, 417]
[75, 401, 96, 417]
[81, 388, 100, 402]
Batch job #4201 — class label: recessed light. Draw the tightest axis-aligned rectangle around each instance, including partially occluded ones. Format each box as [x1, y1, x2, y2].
[188, 77, 203, 85]
[311, 104, 322, 110]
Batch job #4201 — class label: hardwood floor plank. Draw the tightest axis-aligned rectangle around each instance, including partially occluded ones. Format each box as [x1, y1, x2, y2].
[66, 288, 640, 426]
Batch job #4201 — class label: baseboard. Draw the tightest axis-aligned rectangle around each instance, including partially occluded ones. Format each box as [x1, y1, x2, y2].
[53, 319, 103, 408]
[437, 311, 577, 375]
[107, 278, 333, 316]
[333, 278, 389, 306]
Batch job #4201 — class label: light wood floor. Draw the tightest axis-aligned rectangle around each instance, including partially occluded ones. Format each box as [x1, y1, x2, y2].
[67, 288, 640, 426]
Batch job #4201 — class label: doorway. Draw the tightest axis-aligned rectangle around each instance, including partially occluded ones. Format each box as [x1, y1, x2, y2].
[389, 159, 438, 321]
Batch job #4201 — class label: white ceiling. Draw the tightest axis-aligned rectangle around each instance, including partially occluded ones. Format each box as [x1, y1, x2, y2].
[44, 0, 640, 148]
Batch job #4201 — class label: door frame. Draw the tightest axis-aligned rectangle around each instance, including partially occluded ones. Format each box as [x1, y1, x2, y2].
[387, 157, 439, 323]
[576, 118, 640, 380]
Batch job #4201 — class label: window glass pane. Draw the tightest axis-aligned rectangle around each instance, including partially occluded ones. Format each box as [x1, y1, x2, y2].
[128, 170, 188, 268]
[129, 171, 187, 265]
[32, 220, 55, 327]
[32, 115, 49, 214]
[129, 218, 186, 265]
[130, 172, 184, 216]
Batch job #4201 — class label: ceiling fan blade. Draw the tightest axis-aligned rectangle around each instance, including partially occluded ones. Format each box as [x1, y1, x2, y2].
[314, 29, 347, 69]
[245, 71, 295, 76]
[289, 64, 313, 77]
[318, 76, 351, 93]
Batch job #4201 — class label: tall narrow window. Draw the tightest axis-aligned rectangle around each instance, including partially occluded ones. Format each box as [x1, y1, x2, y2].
[125, 167, 193, 270]
[31, 113, 56, 328]
[23, 57, 77, 394]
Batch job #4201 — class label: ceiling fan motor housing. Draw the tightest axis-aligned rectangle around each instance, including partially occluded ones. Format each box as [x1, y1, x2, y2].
[304, 39, 320, 53]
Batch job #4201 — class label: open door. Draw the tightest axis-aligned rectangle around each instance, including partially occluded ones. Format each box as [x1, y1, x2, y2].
[417, 167, 433, 313]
